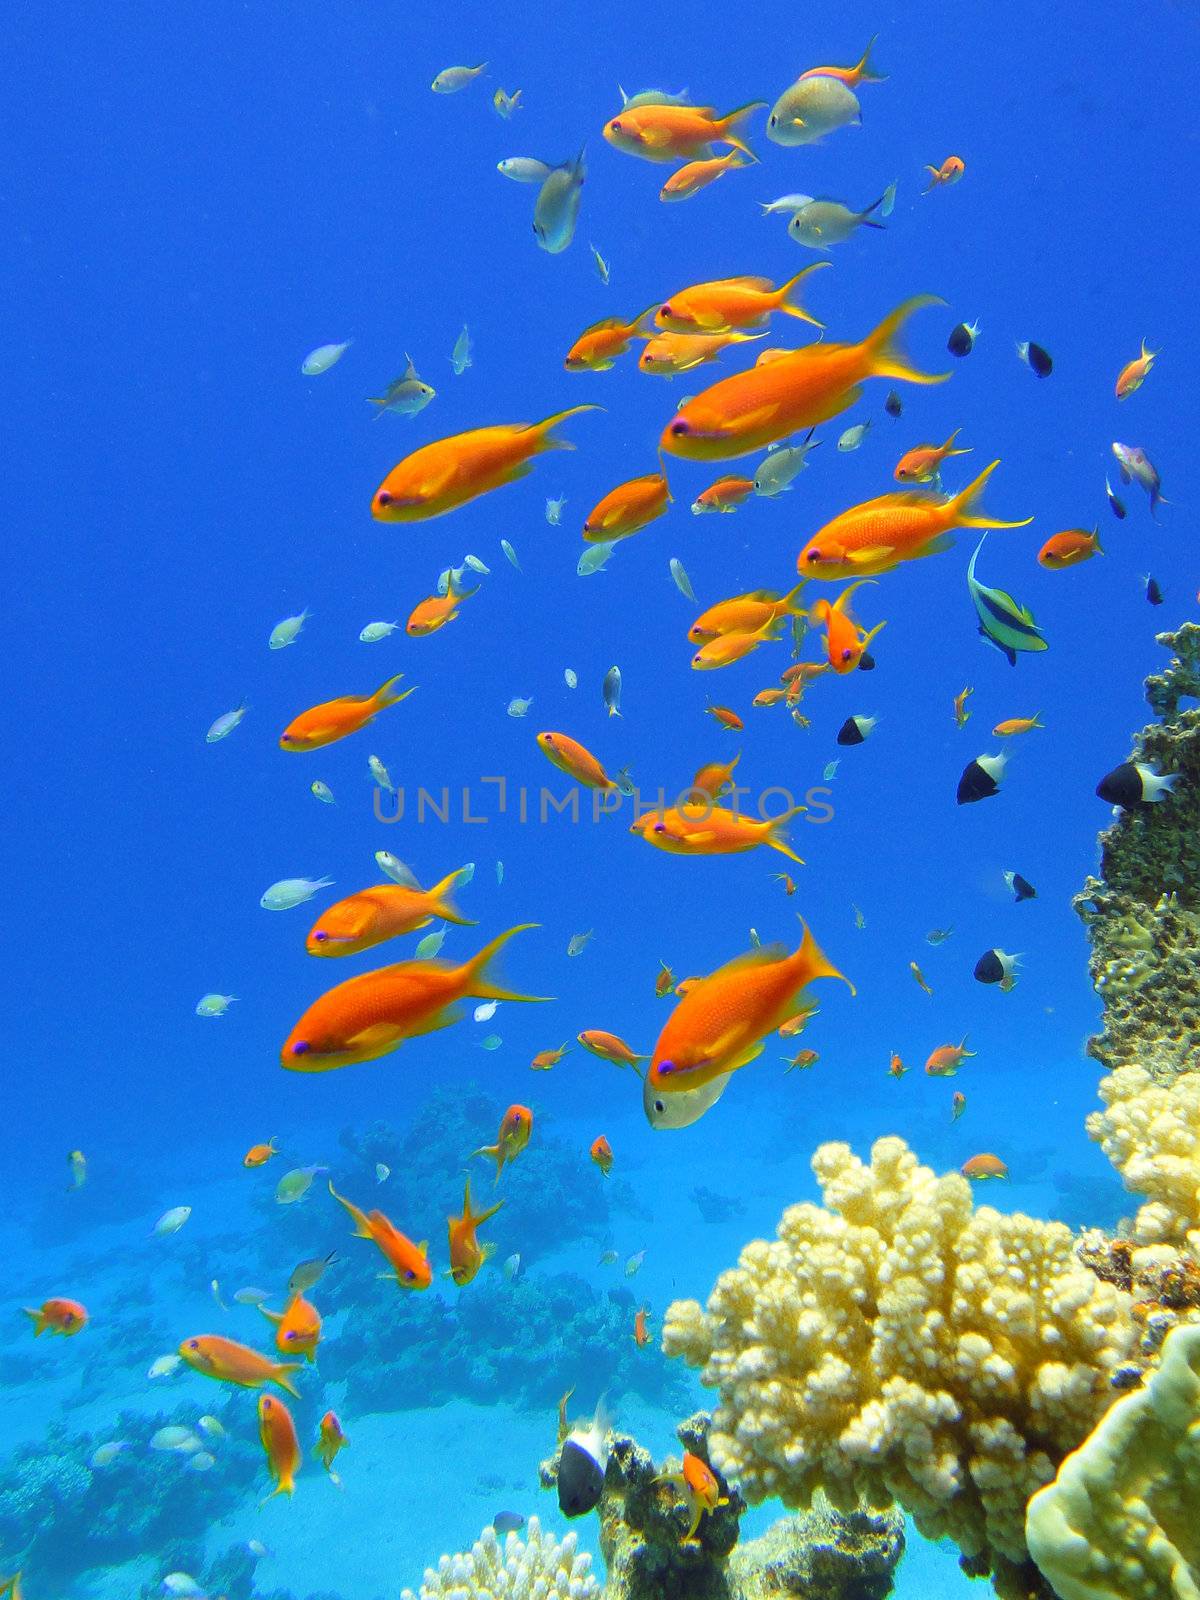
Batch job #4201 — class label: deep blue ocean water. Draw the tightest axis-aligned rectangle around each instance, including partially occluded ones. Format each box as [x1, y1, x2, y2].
[6, 1, 1199, 1595]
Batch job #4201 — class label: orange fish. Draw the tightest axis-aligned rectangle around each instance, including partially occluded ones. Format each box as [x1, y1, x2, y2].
[961, 1153, 1008, 1180]
[604, 101, 764, 164]
[537, 730, 624, 790]
[642, 332, 765, 379]
[691, 617, 782, 670]
[649, 921, 851, 1095]
[655, 961, 677, 997]
[690, 474, 755, 513]
[448, 1177, 504, 1286]
[630, 801, 805, 864]
[753, 687, 786, 707]
[660, 149, 754, 202]
[472, 1104, 533, 1182]
[910, 961, 934, 996]
[689, 585, 806, 642]
[583, 470, 671, 542]
[924, 156, 965, 191]
[633, 1305, 652, 1347]
[306, 869, 474, 957]
[280, 675, 415, 752]
[1038, 528, 1103, 569]
[691, 753, 741, 798]
[243, 1139, 279, 1168]
[798, 36, 885, 86]
[797, 461, 1031, 579]
[888, 1052, 907, 1078]
[565, 309, 654, 372]
[178, 1333, 301, 1397]
[314, 1410, 349, 1473]
[808, 579, 886, 673]
[531, 1042, 570, 1071]
[328, 1179, 432, 1288]
[783, 1048, 819, 1072]
[578, 1030, 647, 1070]
[260, 1293, 322, 1362]
[407, 577, 480, 636]
[953, 686, 974, 729]
[591, 1135, 614, 1175]
[24, 1297, 88, 1337]
[656, 267, 827, 336]
[371, 406, 599, 522]
[258, 1393, 302, 1501]
[661, 295, 946, 462]
[992, 715, 1043, 737]
[951, 1091, 966, 1120]
[656, 1451, 730, 1543]
[894, 429, 971, 483]
[924, 1037, 975, 1077]
[1115, 339, 1158, 400]
[705, 704, 744, 731]
[281, 926, 547, 1073]
[772, 872, 797, 895]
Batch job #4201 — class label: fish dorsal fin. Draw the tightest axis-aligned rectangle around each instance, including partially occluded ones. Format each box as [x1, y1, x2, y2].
[720, 274, 774, 290]
[707, 943, 789, 980]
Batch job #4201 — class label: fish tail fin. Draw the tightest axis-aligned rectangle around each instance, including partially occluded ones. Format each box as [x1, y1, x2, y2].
[470, 1142, 504, 1183]
[782, 579, 809, 612]
[427, 867, 478, 927]
[950, 460, 1034, 529]
[1093, 525, 1105, 556]
[274, 1364, 302, 1399]
[777, 262, 831, 329]
[831, 576, 877, 615]
[864, 294, 949, 384]
[862, 619, 887, 651]
[795, 916, 856, 995]
[854, 34, 887, 82]
[373, 674, 416, 710]
[942, 427, 971, 456]
[767, 806, 807, 865]
[808, 597, 833, 627]
[717, 101, 766, 156]
[535, 404, 603, 451]
[463, 1176, 506, 1228]
[22, 1309, 46, 1336]
[462, 924, 552, 1002]
[327, 1179, 374, 1239]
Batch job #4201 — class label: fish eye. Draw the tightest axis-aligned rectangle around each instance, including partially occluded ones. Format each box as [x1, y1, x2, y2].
[377, 491, 393, 506]
[186, 1339, 199, 1350]
[841, 649, 853, 662]
[671, 421, 689, 436]
[653, 822, 666, 833]
[654, 1099, 665, 1113]
[291, 1041, 310, 1055]
[805, 550, 821, 564]
[404, 1269, 415, 1281]
[314, 931, 328, 942]
[659, 1060, 675, 1075]
[611, 119, 621, 131]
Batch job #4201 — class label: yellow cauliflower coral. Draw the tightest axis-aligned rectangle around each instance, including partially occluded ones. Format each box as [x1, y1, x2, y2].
[1087, 1065, 1200, 1250]
[663, 1137, 1136, 1599]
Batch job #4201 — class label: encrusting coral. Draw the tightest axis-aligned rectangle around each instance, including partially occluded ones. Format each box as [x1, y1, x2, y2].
[663, 1136, 1136, 1600]
[1025, 1320, 1200, 1600]
[1086, 1066, 1200, 1253]
[400, 1515, 599, 1600]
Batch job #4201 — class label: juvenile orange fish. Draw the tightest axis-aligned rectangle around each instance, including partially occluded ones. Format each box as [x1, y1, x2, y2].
[24, 1297, 88, 1337]
[691, 617, 782, 670]
[448, 1178, 504, 1286]
[655, 961, 677, 997]
[591, 1135, 614, 1175]
[1038, 528, 1103, 569]
[773, 872, 797, 895]
[660, 149, 753, 202]
[809, 579, 886, 673]
[993, 715, 1043, 737]
[797, 461, 1031, 579]
[692, 753, 741, 797]
[260, 1293, 322, 1362]
[925, 1037, 975, 1077]
[578, 1030, 647, 1069]
[407, 577, 480, 636]
[328, 1179, 432, 1288]
[689, 584, 806, 642]
[472, 1104, 533, 1182]
[951, 1091, 966, 1120]
[630, 802, 805, 864]
[924, 156, 965, 190]
[705, 704, 744, 731]
[798, 35, 885, 86]
[656, 267, 827, 336]
[962, 1152, 1008, 1180]
[178, 1333, 301, 1397]
[894, 429, 971, 483]
[1115, 339, 1158, 399]
[783, 1048, 819, 1072]
[633, 1305, 652, 1347]
[649, 921, 851, 1095]
[565, 309, 654, 372]
[280, 675, 415, 752]
[954, 686, 974, 728]
[604, 101, 763, 164]
[662, 295, 946, 462]
[753, 687, 787, 707]
[243, 1138, 279, 1168]
[583, 470, 671, 541]
[531, 1042, 570, 1070]
[537, 730, 624, 790]
[643, 332, 764, 379]
[690, 474, 756, 512]
[306, 869, 474, 957]
[314, 1410, 349, 1473]
[656, 1452, 730, 1543]
[371, 406, 599, 521]
[281, 925, 547, 1073]
[888, 1052, 907, 1078]
[258, 1393, 302, 1501]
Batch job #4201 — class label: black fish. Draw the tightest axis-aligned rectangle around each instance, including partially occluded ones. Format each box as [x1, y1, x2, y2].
[957, 753, 1006, 805]
[884, 390, 903, 418]
[836, 715, 876, 746]
[1096, 762, 1178, 807]
[1018, 341, 1053, 377]
[947, 320, 979, 357]
[557, 1399, 612, 1518]
[1005, 870, 1036, 902]
[974, 948, 1019, 985]
[1105, 478, 1127, 520]
[857, 651, 876, 672]
[1144, 576, 1163, 606]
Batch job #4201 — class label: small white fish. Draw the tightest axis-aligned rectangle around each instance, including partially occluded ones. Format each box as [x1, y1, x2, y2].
[376, 851, 419, 887]
[823, 759, 840, 781]
[759, 191, 815, 215]
[432, 63, 487, 93]
[502, 1252, 521, 1281]
[90, 1441, 129, 1468]
[508, 696, 534, 717]
[567, 930, 594, 957]
[474, 1001, 499, 1022]
[603, 666, 622, 719]
[564, 669, 578, 688]
[260, 876, 334, 912]
[275, 1165, 326, 1205]
[480, 1033, 503, 1050]
[188, 1451, 216, 1472]
[534, 149, 587, 254]
[162, 1574, 206, 1598]
[753, 434, 819, 496]
[247, 1541, 269, 1559]
[375, 1162, 391, 1184]
[578, 540, 617, 575]
[206, 705, 246, 743]
[151, 1426, 202, 1453]
[465, 553, 490, 574]
[195, 993, 236, 1018]
[501, 538, 521, 569]
[310, 780, 336, 805]
[458, 862, 476, 885]
[268, 608, 310, 650]
[152, 1206, 191, 1237]
[197, 1415, 226, 1439]
[669, 558, 695, 601]
[68, 1149, 87, 1189]
[148, 1353, 183, 1379]
[496, 860, 504, 884]
[837, 421, 871, 452]
[359, 621, 400, 642]
[498, 156, 553, 183]
[301, 341, 351, 376]
[368, 754, 394, 792]
[233, 1286, 270, 1305]
[416, 926, 447, 959]
[545, 495, 567, 525]
[625, 1249, 646, 1277]
[493, 87, 522, 118]
[881, 179, 899, 217]
[210, 1279, 227, 1311]
[450, 325, 473, 375]
[368, 357, 436, 418]
[590, 242, 611, 284]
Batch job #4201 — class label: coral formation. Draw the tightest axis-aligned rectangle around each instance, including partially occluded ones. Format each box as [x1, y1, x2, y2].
[727, 1500, 904, 1600]
[1086, 1066, 1200, 1251]
[399, 1515, 599, 1600]
[663, 1137, 1136, 1600]
[1025, 1320, 1200, 1600]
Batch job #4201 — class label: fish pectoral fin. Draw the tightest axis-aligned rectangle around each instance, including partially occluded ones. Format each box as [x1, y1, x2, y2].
[258, 1308, 284, 1325]
[843, 545, 895, 566]
[692, 308, 729, 330]
[726, 1039, 767, 1072]
[917, 532, 956, 557]
[677, 831, 717, 846]
[405, 1004, 464, 1038]
[734, 402, 784, 432]
[345, 1022, 407, 1056]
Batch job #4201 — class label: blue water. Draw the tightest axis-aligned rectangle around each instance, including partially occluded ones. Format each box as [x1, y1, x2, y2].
[6, 0, 1198, 1595]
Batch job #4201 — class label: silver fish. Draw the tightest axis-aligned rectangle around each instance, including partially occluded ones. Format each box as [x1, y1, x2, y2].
[767, 77, 860, 146]
[450, 326, 472, 375]
[367, 356, 435, 418]
[534, 149, 586, 254]
[837, 421, 871, 452]
[288, 1250, 338, 1298]
[1112, 442, 1166, 519]
[590, 242, 611, 284]
[788, 196, 885, 250]
[432, 63, 487, 94]
[669, 558, 695, 601]
[753, 432, 819, 496]
[578, 541, 617, 575]
[602, 666, 622, 718]
[497, 156, 551, 183]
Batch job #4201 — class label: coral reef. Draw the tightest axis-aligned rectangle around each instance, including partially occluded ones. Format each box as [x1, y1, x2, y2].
[727, 1500, 904, 1600]
[662, 1137, 1136, 1600]
[399, 1514, 599, 1600]
[1086, 1066, 1200, 1251]
[1025, 1320, 1200, 1600]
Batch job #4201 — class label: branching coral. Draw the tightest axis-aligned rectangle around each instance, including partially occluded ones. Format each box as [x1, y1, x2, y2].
[663, 1137, 1136, 1600]
[1087, 1066, 1200, 1252]
[400, 1516, 599, 1600]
